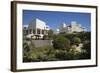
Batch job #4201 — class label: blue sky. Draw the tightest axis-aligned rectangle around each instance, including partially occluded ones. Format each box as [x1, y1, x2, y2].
[23, 10, 91, 31]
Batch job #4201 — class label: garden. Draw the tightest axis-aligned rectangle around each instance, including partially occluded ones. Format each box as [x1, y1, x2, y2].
[23, 31, 91, 62]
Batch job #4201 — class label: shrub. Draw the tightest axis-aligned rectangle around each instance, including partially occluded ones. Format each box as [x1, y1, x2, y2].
[23, 42, 31, 62]
[81, 41, 91, 59]
[54, 49, 80, 60]
[55, 50, 67, 60]
[72, 37, 81, 46]
[53, 36, 70, 50]
[23, 42, 30, 52]
[23, 40, 35, 62]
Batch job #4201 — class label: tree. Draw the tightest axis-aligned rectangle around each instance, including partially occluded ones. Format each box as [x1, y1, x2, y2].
[75, 32, 91, 42]
[23, 41, 31, 62]
[72, 37, 81, 46]
[53, 36, 70, 50]
[23, 39, 35, 62]
[81, 41, 91, 59]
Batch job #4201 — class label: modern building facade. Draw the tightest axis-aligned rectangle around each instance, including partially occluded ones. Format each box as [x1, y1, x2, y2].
[23, 19, 85, 39]
[59, 21, 85, 33]
[23, 18, 50, 39]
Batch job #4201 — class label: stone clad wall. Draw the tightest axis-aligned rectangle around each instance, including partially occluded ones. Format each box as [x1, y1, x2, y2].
[32, 40, 53, 47]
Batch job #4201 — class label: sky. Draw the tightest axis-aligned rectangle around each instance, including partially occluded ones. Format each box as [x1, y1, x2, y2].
[23, 10, 91, 31]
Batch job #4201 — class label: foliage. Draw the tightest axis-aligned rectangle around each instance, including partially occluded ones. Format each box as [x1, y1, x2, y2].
[23, 32, 91, 62]
[81, 41, 91, 59]
[66, 50, 81, 60]
[23, 41, 31, 62]
[23, 44, 56, 62]
[53, 36, 70, 50]
[55, 50, 67, 60]
[72, 37, 81, 46]
[75, 32, 91, 43]
[60, 32, 91, 43]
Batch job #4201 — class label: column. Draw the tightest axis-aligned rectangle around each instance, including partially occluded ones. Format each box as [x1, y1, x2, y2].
[40, 29, 42, 34]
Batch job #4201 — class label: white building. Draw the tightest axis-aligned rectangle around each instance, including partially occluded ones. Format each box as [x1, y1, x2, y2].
[59, 21, 85, 33]
[23, 18, 50, 39]
[59, 23, 67, 33]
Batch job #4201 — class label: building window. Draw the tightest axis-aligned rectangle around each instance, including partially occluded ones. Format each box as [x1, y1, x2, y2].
[29, 29, 31, 34]
[33, 29, 35, 34]
[37, 29, 40, 34]
[29, 29, 32, 34]
[42, 30, 44, 34]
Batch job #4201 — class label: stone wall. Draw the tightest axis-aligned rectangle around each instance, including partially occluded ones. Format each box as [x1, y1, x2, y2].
[31, 40, 53, 47]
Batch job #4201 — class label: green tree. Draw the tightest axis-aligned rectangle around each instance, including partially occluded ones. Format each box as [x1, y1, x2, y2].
[23, 41, 31, 62]
[72, 37, 81, 46]
[81, 41, 91, 59]
[76, 32, 91, 42]
[23, 39, 35, 62]
[53, 36, 70, 50]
